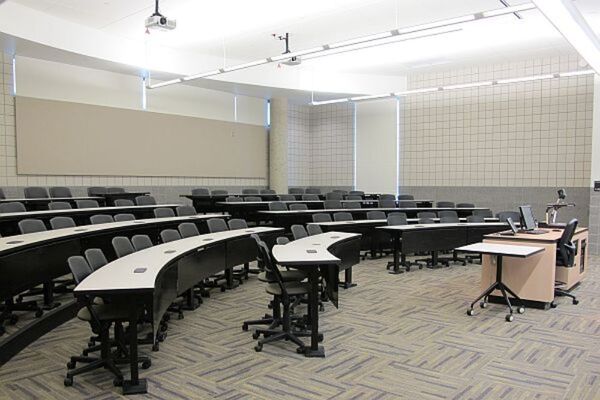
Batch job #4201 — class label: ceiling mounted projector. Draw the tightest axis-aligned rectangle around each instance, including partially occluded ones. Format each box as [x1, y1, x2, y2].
[274, 33, 301, 66]
[145, 0, 176, 31]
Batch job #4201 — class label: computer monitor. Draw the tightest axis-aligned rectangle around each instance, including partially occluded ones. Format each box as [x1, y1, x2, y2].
[519, 205, 536, 231]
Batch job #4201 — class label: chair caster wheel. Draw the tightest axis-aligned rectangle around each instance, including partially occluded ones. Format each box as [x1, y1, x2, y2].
[152, 343, 160, 351]
[573, 299, 579, 305]
[178, 312, 184, 320]
[550, 302, 557, 308]
[220, 286, 226, 292]
[406, 267, 411, 272]
[63, 377, 73, 387]
[242, 323, 249, 331]
[517, 307, 525, 314]
[480, 302, 487, 309]
[462, 262, 467, 266]
[9, 315, 18, 325]
[318, 334, 324, 342]
[163, 314, 171, 322]
[66, 361, 76, 369]
[35, 309, 43, 318]
[319, 305, 324, 312]
[252, 332, 260, 340]
[505, 314, 514, 322]
[113, 377, 123, 387]
[141, 359, 151, 369]
[254, 344, 263, 352]
[467, 309, 475, 316]
[296, 347, 305, 354]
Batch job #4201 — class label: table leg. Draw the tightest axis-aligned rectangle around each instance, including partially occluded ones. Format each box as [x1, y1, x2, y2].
[304, 270, 324, 358]
[340, 267, 357, 289]
[389, 234, 403, 274]
[122, 305, 147, 395]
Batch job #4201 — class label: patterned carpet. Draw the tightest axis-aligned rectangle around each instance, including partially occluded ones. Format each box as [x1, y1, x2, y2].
[1, 255, 599, 400]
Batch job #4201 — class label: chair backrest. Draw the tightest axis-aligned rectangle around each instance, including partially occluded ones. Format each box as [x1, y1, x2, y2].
[242, 189, 259, 195]
[497, 211, 520, 222]
[417, 211, 437, 219]
[226, 196, 243, 202]
[84, 248, 108, 271]
[87, 186, 107, 196]
[0, 188, 5, 199]
[398, 201, 417, 208]
[24, 186, 49, 199]
[76, 200, 100, 209]
[379, 199, 397, 208]
[418, 217, 435, 224]
[253, 236, 286, 292]
[269, 201, 287, 211]
[473, 209, 493, 218]
[260, 189, 276, 194]
[112, 236, 135, 258]
[18, 219, 47, 234]
[437, 201, 455, 208]
[305, 188, 321, 194]
[307, 224, 323, 236]
[48, 201, 72, 210]
[367, 210, 386, 220]
[302, 194, 319, 201]
[333, 189, 348, 195]
[276, 236, 290, 245]
[379, 194, 396, 201]
[114, 213, 135, 222]
[456, 203, 475, 208]
[388, 213, 408, 226]
[135, 196, 156, 206]
[312, 213, 332, 223]
[440, 215, 459, 223]
[333, 212, 353, 222]
[466, 215, 485, 223]
[191, 188, 210, 196]
[557, 219, 578, 267]
[0, 202, 25, 213]
[324, 200, 341, 209]
[289, 188, 304, 195]
[178, 222, 200, 238]
[207, 218, 228, 233]
[291, 224, 308, 240]
[114, 199, 134, 207]
[176, 205, 196, 216]
[349, 190, 364, 196]
[106, 187, 125, 193]
[211, 190, 228, 195]
[438, 210, 458, 219]
[343, 201, 362, 209]
[160, 229, 181, 243]
[278, 194, 296, 201]
[289, 203, 308, 211]
[244, 196, 262, 202]
[325, 192, 343, 200]
[132, 234, 153, 251]
[67, 256, 93, 285]
[346, 195, 362, 201]
[398, 194, 414, 200]
[154, 207, 175, 218]
[90, 214, 114, 225]
[227, 218, 248, 230]
[49, 216, 76, 230]
[49, 187, 72, 198]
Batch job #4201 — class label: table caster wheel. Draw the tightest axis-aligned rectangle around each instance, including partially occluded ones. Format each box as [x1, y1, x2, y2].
[480, 302, 487, 309]
[573, 299, 579, 305]
[9, 314, 18, 325]
[152, 343, 160, 351]
[242, 323, 249, 331]
[220, 286, 226, 292]
[318, 333, 324, 342]
[177, 312, 184, 320]
[406, 267, 411, 272]
[113, 377, 123, 387]
[467, 308, 475, 316]
[252, 332, 260, 340]
[66, 360, 76, 369]
[550, 302, 557, 309]
[63, 377, 73, 387]
[517, 307, 525, 314]
[505, 314, 514, 322]
[254, 344, 262, 352]
[35, 309, 43, 318]
[141, 359, 151, 369]
[319, 304, 325, 312]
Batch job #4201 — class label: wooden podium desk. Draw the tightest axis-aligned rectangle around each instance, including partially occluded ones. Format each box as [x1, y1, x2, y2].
[481, 227, 588, 308]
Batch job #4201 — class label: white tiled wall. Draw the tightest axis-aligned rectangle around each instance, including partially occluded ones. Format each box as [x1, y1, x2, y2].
[400, 53, 594, 188]
[288, 104, 311, 186]
[0, 53, 266, 192]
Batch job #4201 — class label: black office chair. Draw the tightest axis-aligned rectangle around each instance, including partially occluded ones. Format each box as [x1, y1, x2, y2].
[385, 213, 419, 271]
[206, 219, 241, 287]
[325, 192, 343, 200]
[244, 196, 262, 202]
[178, 222, 200, 238]
[333, 190, 348, 195]
[269, 202, 287, 211]
[437, 201, 455, 208]
[552, 219, 580, 307]
[417, 211, 437, 220]
[466, 215, 485, 223]
[114, 213, 135, 222]
[211, 190, 228, 196]
[90, 214, 114, 225]
[291, 225, 308, 240]
[24, 186, 49, 199]
[76, 200, 100, 208]
[388, 213, 408, 225]
[191, 188, 210, 196]
[305, 188, 321, 195]
[226, 196, 243, 202]
[0, 188, 6, 199]
[0, 202, 25, 213]
[49, 187, 73, 198]
[277, 237, 290, 245]
[438, 214, 467, 266]
[324, 200, 341, 209]
[289, 188, 305, 195]
[48, 201, 72, 210]
[242, 189, 259, 195]
[176, 205, 196, 216]
[379, 194, 395, 201]
[153, 208, 175, 218]
[228, 219, 248, 230]
[307, 224, 323, 236]
[84, 248, 108, 271]
[398, 201, 417, 208]
[112, 237, 135, 258]
[367, 210, 392, 259]
[135, 196, 156, 206]
[50, 216, 76, 230]
[343, 201, 362, 209]
[261, 189, 276, 195]
[302, 194, 319, 201]
[418, 217, 436, 224]
[19, 219, 47, 234]
[278, 194, 296, 201]
[457, 203, 475, 208]
[160, 229, 181, 243]
[398, 194, 414, 200]
[367, 210, 386, 220]
[289, 203, 308, 211]
[87, 187, 107, 196]
[333, 212, 353, 222]
[114, 199, 134, 207]
[345, 195, 362, 201]
[131, 235, 154, 251]
[312, 213, 332, 223]
[379, 199, 396, 208]
[438, 210, 458, 219]
[106, 187, 125, 194]
[349, 191, 364, 197]
[473, 209, 494, 218]
[497, 211, 520, 222]
[207, 218, 228, 233]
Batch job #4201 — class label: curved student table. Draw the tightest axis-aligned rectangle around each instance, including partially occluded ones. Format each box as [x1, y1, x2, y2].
[0, 196, 106, 210]
[74, 226, 283, 395]
[0, 204, 184, 236]
[272, 232, 361, 358]
[0, 214, 226, 365]
[98, 191, 151, 206]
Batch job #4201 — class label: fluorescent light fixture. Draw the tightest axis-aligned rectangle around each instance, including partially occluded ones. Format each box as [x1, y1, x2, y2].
[350, 93, 394, 101]
[311, 98, 350, 106]
[496, 74, 555, 84]
[182, 70, 221, 81]
[559, 69, 595, 77]
[328, 32, 395, 49]
[533, 0, 600, 74]
[352, 103, 357, 190]
[223, 59, 268, 72]
[481, 3, 536, 18]
[395, 99, 400, 198]
[395, 87, 440, 96]
[149, 78, 182, 88]
[141, 76, 147, 110]
[400, 15, 475, 34]
[11, 56, 16, 96]
[442, 81, 493, 90]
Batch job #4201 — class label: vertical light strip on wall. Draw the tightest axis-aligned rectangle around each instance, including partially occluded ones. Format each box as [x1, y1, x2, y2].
[233, 95, 238, 122]
[141, 76, 147, 110]
[396, 99, 400, 197]
[11, 56, 17, 96]
[353, 103, 357, 190]
[266, 100, 271, 127]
